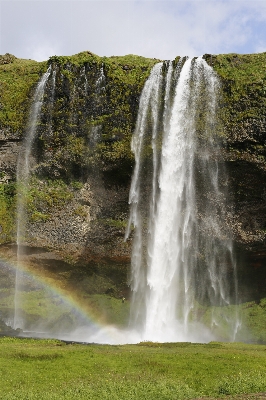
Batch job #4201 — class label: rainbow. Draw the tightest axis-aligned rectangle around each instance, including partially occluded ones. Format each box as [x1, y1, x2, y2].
[0, 254, 124, 342]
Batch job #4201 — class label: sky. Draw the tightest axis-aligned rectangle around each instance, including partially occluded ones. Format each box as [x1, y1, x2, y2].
[1, 0, 266, 61]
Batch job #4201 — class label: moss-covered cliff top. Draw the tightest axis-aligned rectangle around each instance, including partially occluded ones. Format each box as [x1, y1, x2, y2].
[213, 52, 266, 93]
[202, 52, 266, 175]
[0, 55, 45, 136]
[0, 51, 159, 138]
[211, 53, 266, 135]
[2, 50, 266, 137]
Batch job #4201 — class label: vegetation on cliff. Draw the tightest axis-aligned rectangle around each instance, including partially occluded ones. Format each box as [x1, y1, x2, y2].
[211, 52, 266, 160]
[0, 51, 158, 247]
[0, 183, 16, 242]
[39, 52, 158, 181]
[206, 53, 266, 259]
[0, 55, 46, 136]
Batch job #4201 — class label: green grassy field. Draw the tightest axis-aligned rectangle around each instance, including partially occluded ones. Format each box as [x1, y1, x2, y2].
[0, 338, 266, 399]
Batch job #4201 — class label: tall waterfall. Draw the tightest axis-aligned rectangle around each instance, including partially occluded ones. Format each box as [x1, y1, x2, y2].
[14, 67, 51, 329]
[126, 57, 239, 342]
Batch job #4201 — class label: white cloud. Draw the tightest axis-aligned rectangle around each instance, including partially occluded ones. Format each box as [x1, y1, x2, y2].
[27, 43, 59, 62]
[255, 42, 266, 54]
[1, 0, 266, 60]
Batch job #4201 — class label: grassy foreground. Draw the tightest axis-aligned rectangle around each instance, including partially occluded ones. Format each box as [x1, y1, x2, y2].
[0, 338, 266, 399]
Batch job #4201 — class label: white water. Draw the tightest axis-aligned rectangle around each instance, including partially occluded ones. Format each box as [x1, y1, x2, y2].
[96, 63, 105, 94]
[14, 67, 51, 329]
[51, 70, 56, 103]
[82, 66, 88, 94]
[125, 57, 239, 343]
[48, 69, 56, 135]
[90, 64, 106, 145]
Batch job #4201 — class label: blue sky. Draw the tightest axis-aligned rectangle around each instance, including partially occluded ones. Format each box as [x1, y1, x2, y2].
[1, 0, 266, 61]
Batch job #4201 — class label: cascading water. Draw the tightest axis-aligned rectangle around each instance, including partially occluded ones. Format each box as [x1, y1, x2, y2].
[90, 65, 106, 145]
[48, 69, 56, 135]
[82, 66, 88, 94]
[125, 57, 239, 342]
[96, 63, 105, 95]
[14, 67, 51, 329]
[51, 70, 56, 103]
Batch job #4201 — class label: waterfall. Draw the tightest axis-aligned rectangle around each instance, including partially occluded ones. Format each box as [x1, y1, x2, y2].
[90, 64, 106, 145]
[14, 67, 51, 329]
[126, 57, 239, 342]
[96, 63, 105, 95]
[48, 69, 56, 135]
[51, 69, 56, 103]
[82, 66, 88, 94]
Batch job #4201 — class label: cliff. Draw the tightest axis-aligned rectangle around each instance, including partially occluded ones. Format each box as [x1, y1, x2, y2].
[0, 51, 266, 305]
[0, 52, 159, 306]
[211, 53, 266, 301]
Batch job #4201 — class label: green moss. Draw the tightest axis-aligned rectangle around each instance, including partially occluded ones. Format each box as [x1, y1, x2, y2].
[27, 178, 73, 220]
[0, 51, 159, 187]
[48, 51, 101, 67]
[212, 54, 266, 130]
[35, 51, 159, 181]
[73, 205, 87, 218]
[99, 218, 128, 229]
[202, 52, 266, 173]
[0, 53, 17, 65]
[61, 136, 88, 165]
[0, 182, 16, 243]
[71, 181, 83, 190]
[30, 211, 50, 222]
[96, 134, 134, 164]
[0, 57, 46, 135]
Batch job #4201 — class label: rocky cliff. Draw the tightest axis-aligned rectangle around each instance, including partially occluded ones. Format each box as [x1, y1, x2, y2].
[210, 53, 266, 301]
[0, 51, 266, 303]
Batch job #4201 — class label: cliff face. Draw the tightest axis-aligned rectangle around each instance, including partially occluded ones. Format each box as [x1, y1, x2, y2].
[0, 51, 266, 301]
[0, 52, 158, 264]
[0, 52, 159, 302]
[210, 53, 266, 300]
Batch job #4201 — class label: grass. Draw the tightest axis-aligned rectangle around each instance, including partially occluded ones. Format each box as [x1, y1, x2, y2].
[0, 338, 266, 399]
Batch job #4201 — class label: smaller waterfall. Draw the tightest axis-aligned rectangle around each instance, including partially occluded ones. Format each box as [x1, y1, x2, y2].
[90, 64, 106, 145]
[51, 70, 56, 103]
[48, 69, 56, 135]
[81, 66, 88, 94]
[90, 125, 101, 146]
[96, 64, 105, 94]
[14, 67, 51, 329]
[126, 57, 239, 342]
[125, 62, 164, 329]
